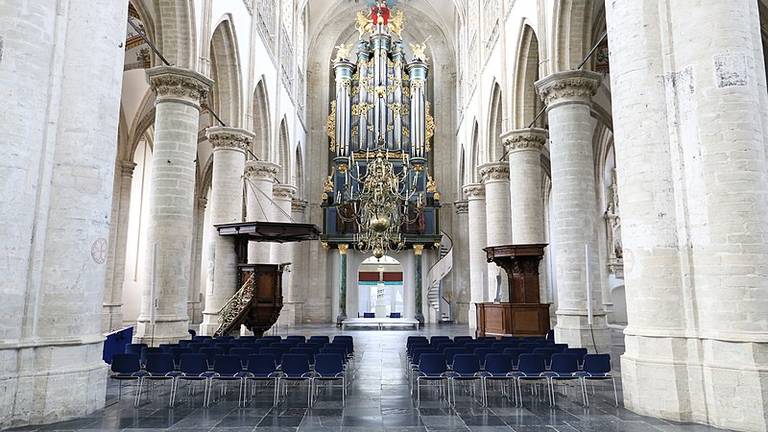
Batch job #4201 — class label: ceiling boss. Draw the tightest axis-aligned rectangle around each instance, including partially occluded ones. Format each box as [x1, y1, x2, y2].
[322, 0, 440, 259]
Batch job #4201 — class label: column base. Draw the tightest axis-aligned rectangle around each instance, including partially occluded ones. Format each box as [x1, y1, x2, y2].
[101, 304, 123, 333]
[0, 341, 107, 430]
[199, 312, 221, 336]
[277, 302, 304, 327]
[415, 312, 425, 326]
[336, 312, 347, 327]
[453, 302, 470, 324]
[622, 332, 768, 432]
[554, 311, 611, 351]
[133, 317, 190, 345]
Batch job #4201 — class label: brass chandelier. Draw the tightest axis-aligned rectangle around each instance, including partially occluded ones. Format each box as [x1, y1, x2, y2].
[337, 138, 425, 258]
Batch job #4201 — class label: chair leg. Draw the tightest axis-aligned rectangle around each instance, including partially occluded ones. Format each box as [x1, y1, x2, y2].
[134, 378, 143, 407]
[416, 377, 421, 407]
[611, 377, 619, 407]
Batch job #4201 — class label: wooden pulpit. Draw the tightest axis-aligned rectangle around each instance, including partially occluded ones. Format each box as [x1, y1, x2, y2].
[476, 244, 550, 337]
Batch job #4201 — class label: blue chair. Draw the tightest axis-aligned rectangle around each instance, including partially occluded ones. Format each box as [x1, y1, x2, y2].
[320, 345, 348, 363]
[169, 347, 192, 368]
[124, 343, 146, 356]
[389, 312, 401, 318]
[260, 336, 282, 343]
[109, 353, 145, 406]
[515, 354, 551, 406]
[209, 355, 248, 407]
[564, 348, 588, 367]
[430, 336, 451, 344]
[415, 353, 449, 406]
[259, 347, 284, 366]
[549, 354, 585, 406]
[363, 312, 375, 318]
[533, 347, 560, 367]
[502, 348, 530, 369]
[296, 342, 321, 354]
[174, 353, 211, 407]
[313, 353, 346, 405]
[289, 347, 316, 365]
[449, 354, 483, 406]
[472, 348, 496, 368]
[452, 336, 474, 345]
[545, 329, 555, 342]
[442, 347, 467, 366]
[138, 353, 179, 406]
[279, 354, 313, 406]
[483, 353, 516, 405]
[230, 347, 256, 369]
[329, 341, 352, 357]
[582, 354, 618, 407]
[308, 335, 330, 345]
[200, 347, 224, 369]
[286, 335, 306, 343]
[245, 354, 280, 406]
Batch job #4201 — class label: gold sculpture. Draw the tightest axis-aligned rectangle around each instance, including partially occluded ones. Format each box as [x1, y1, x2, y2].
[409, 37, 431, 61]
[333, 43, 352, 62]
[355, 10, 373, 36]
[389, 10, 405, 38]
[327, 101, 337, 152]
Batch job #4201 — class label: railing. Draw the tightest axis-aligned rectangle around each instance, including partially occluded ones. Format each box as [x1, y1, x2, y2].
[214, 274, 255, 337]
[426, 231, 453, 315]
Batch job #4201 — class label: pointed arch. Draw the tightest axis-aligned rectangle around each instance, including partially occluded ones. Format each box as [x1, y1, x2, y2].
[149, 0, 196, 69]
[514, 24, 544, 129]
[553, 0, 593, 72]
[277, 118, 291, 184]
[458, 145, 467, 193]
[470, 120, 480, 182]
[209, 16, 243, 127]
[252, 78, 271, 160]
[486, 83, 504, 162]
[294, 145, 305, 199]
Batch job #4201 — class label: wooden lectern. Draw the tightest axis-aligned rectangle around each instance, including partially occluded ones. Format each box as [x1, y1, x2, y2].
[476, 244, 550, 337]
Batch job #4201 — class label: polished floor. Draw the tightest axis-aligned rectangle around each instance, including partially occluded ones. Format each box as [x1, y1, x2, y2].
[12, 324, 730, 432]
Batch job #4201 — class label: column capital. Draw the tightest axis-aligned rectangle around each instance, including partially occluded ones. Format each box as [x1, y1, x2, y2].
[501, 127, 548, 154]
[206, 126, 254, 153]
[535, 70, 601, 108]
[244, 160, 280, 181]
[273, 184, 297, 201]
[146, 66, 213, 107]
[291, 198, 308, 213]
[413, 244, 424, 256]
[478, 162, 510, 183]
[454, 200, 469, 215]
[462, 183, 486, 201]
[338, 244, 349, 255]
[119, 160, 137, 177]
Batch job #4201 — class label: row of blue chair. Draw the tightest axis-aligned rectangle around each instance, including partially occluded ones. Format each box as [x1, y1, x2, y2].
[112, 336, 354, 408]
[414, 351, 616, 407]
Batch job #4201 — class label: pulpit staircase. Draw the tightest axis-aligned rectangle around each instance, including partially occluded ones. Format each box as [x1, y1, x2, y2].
[215, 275, 256, 336]
[426, 231, 453, 321]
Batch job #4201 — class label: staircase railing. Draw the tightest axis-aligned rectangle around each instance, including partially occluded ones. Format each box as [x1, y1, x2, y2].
[214, 274, 255, 336]
[426, 230, 454, 315]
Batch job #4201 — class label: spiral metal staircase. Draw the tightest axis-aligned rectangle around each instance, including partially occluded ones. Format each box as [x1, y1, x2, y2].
[426, 231, 453, 321]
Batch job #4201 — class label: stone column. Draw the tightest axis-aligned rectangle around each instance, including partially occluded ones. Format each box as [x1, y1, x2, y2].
[535, 70, 609, 349]
[0, 0, 127, 426]
[103, 161, 137, 331]
[188, 197, 207, 325]
[199, 127, 252, 336]
[271, 185, 296, 326]
[452, 201, 471, 324]
[608, 1, 768, 430]
[501, 128, 547, 244]
[479, 162, 512, 301]
[135, 66, 212, 345]
[289, 199, 309, 324]
[414, 244, 425, 325]
[336, 244, 349, 325]
[245, 161, 280, 263]
[463, 183, 487, 330]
